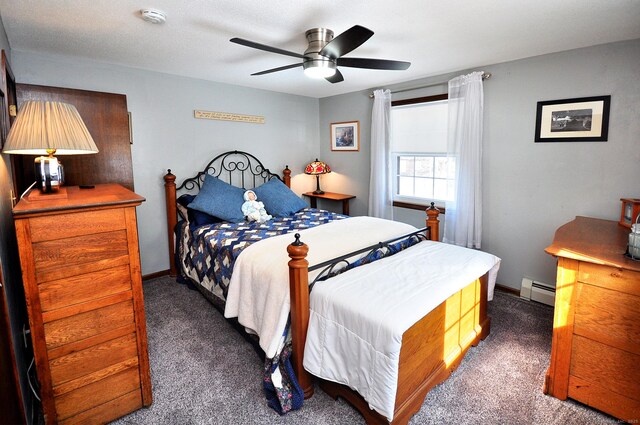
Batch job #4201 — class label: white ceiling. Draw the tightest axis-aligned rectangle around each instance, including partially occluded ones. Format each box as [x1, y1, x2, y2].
[1, 0, 639, 98]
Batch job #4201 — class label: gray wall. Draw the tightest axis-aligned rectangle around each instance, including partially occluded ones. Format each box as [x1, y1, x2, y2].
[8, 39, 640, 290]
[319, 38, 640, 290]
[12, 51, 321, 275]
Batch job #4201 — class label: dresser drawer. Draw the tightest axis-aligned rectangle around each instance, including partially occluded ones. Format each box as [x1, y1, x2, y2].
[28, 208, 127, 243]
[39, 264, 132, 312]
[44, 300, 135, 349]
[33, 230, 130, 283]
[570, 335, 640, 402]
[59, 390, 142, 425]
[578, 262, 640, 296]
[54, 366, 141, 421]
[49, 332, 139, 387]
[574, 282, 640, 355]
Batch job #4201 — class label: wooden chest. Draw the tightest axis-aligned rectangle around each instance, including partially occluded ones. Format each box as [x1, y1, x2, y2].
[545, 216, 640, 422]
[13, 184, 152, 424]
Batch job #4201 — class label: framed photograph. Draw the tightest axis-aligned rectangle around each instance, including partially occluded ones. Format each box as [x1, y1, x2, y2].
[331, 121, 359, 151]
[535, 95, 610, 142]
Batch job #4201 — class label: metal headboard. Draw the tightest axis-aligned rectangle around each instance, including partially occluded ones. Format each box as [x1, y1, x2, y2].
[176, 150, 283, 192]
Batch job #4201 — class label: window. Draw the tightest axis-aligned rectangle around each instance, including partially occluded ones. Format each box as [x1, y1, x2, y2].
[391, 94, 454, 203]
[396, 153, 455, 200]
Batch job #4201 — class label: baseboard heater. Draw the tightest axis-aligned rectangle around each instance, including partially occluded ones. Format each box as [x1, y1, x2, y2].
[520, 278, 556, 306]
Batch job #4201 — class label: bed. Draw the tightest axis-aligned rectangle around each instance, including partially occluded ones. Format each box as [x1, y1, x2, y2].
[163, 150, 500, 424]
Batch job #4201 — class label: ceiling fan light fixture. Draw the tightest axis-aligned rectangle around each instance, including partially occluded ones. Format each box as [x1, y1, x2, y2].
[303, 60, 336, 79]
[231, 25, 410, 83]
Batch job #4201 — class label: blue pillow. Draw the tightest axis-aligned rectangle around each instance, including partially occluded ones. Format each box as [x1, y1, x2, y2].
[177, 193, 220, 227]
[189, 207, 221, 227]
[254, 178, 307, 217]
[188, 174, 246, 223]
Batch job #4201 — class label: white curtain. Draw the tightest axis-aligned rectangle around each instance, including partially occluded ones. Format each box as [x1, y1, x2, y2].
[368, 89, 393, 219]
[443, 71, 484, 248]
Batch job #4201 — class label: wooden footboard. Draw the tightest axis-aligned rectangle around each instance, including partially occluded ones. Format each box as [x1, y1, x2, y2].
[288, 207, 492, 424]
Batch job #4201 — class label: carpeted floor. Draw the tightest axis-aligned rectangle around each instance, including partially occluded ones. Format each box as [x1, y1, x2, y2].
[112, 276, 617, 424]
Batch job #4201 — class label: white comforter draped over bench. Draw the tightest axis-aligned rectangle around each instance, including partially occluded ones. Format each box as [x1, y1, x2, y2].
[304, 240, 501, 421]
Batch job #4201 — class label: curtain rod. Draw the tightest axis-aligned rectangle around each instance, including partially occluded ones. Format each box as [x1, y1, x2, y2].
[368, 72, 491, 98]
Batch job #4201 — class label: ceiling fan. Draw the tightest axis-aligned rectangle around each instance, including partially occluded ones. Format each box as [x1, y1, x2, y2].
[230, 25, 411, 83]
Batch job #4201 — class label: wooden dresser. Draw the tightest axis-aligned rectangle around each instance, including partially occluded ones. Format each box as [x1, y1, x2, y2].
[544, 216, 640, 421]
[13, 184, 152, 424]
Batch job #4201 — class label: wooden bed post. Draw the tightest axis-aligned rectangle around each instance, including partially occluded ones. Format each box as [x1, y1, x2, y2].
[283, 165, 291, 188]
[287, 234, 314, 399]
[426, 202, 441, 241]
[478, 273, 490, 340]
[164, 170, 178, 276]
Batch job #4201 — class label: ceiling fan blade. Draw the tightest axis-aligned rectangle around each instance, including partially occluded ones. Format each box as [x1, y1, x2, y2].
[325, 69, 344, 84]
[230, 37, 305, 59]
[251, 63, 303, 76]
[337, 57, 411, 70]
[319, 25, 374, 59]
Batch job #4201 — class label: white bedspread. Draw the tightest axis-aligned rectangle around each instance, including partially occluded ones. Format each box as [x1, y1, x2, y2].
[224, 216, 417, 358]
[303, 240, 501, 421]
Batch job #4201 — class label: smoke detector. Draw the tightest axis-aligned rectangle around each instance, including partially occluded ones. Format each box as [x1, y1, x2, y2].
[140, 8, 166, 24]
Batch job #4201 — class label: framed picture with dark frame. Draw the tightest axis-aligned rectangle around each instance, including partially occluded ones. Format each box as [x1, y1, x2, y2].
[534, 95, 610, 142]
[330, 120, 359, 151]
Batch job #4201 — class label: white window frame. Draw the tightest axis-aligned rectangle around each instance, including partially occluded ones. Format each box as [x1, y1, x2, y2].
[392, 152, 454, 204]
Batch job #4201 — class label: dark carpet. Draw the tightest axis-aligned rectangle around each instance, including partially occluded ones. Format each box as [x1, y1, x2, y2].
[112, 277, 616, 424]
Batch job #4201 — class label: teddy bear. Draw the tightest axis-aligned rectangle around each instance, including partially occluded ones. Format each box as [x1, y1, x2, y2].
[241, 190, 272, 223]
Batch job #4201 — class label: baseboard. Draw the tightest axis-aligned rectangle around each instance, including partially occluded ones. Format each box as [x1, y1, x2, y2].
[142, 270, 170, 281]
[494, 283, 520, 297]
[519, 278, 555, 306]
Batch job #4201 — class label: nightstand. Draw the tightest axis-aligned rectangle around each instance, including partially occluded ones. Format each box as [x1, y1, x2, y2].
[303, 192, 355, 215]
[13, 184, 152, 424]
